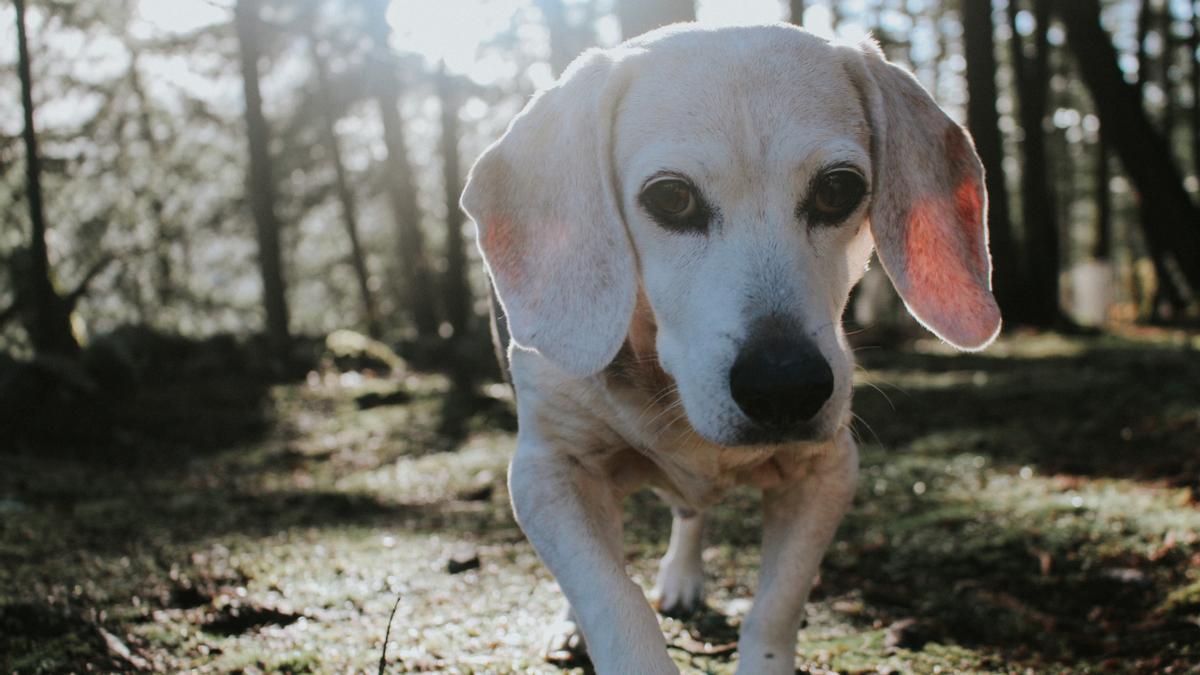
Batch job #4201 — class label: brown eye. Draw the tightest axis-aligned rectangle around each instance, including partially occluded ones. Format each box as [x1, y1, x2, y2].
[810, 169, 867, 221]
[641, 178, 696, 219]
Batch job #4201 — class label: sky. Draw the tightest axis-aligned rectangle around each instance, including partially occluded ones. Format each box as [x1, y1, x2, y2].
[132, 0, 875, 86]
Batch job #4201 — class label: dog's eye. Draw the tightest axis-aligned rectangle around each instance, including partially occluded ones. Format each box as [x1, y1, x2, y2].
[810, 169, 867, 223]
[641, 178, 697, 220]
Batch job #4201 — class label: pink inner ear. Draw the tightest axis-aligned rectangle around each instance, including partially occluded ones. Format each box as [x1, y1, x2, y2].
[900, 148, 998, 348]
[481, 215, 526, 287]
[904, 184, 984, 302]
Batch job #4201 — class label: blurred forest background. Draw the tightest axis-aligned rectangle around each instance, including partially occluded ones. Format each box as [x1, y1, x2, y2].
[2, 0, 1199, 672]
[4, 0, 1200, 377]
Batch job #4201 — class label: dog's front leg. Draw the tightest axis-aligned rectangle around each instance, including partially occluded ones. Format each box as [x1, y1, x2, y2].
[735, 431, 859, 675]
[509, 439, 678, 675]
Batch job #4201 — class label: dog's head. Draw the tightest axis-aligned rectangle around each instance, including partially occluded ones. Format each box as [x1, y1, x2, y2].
[462, 24, 1000, 446]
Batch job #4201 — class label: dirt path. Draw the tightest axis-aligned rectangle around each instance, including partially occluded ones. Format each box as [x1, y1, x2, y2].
[2, 332, 1198, 673]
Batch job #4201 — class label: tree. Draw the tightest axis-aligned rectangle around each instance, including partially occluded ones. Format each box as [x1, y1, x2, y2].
[305, 26, 382, 338]
[437, 65, 470, 345]
[1053, 0, 1200, 301]
[616, 0, 694, 40]
[128, 52, 173, 307]
[1094, 122, 1113, 261]
[1161, 0, 1179, 148]
[13, 0, 79, 358]
[1008, 0, 1061, 325]
[1132, 0, 1187, 315]
[537, 0, 574, 76]
[1190, 0, 1200, 182]
[364, 0, 439, 340]
[1191, 0, 1200, 182]
[235, 0, 292, 366]
[788, 0, 806, 26]
[961, 0, 1023, 323]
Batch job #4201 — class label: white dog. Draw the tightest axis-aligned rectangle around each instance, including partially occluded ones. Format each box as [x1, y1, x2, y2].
[461, 23, 1000, 674]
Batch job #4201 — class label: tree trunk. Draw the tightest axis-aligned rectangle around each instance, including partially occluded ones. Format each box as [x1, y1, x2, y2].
[788, 0, 806, 25]
[1094, 123, 1112, 260]
[14, 0, 78, 358]
[1191, 0, 1200, 182]
[1133, 0, 1186, 315]
[537, 0, 574, 76]
[128, 50, 176, 310]
[437, 66, 470, 345]
[235, 0, 291, 367]
[1137, 0, 1153, 98]
[1054, 0, 1200, 300]
[1162, 1, 1178, 152]
[365, 0, 439, 340]
[616, 0, 694, 40]
[1008, 0, 1061, 325]
[961, 0, 1023, 324]
[935, 0, 950, 101]
[872, 0, 899, 59]
[307, 34, 381, 339]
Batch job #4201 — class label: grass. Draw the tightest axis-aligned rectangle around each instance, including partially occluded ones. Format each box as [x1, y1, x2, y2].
[1, 330, 1198, 673]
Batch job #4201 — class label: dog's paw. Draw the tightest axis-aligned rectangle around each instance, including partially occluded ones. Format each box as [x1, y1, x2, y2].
[544, 617, 589, 667]
[653, 556, 705, 617]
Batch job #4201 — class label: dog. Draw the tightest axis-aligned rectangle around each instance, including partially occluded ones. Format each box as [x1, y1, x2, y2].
[461, 23, 1000, 675]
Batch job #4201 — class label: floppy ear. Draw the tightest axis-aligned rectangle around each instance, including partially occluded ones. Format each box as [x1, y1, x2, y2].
[849, 43, 1002, 350]
[460, 50, 636, 376]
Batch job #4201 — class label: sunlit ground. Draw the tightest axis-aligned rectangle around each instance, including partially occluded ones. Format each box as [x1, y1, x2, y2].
[2, 330, 1199, 672]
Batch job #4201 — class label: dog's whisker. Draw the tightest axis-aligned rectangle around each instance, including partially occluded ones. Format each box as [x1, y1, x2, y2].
[853, 362, 907, 396]
[642, 399, 686, 436]
[850, 411, 885, 451]
[858, 376, 896, 411]
[633, 384, 681, 427]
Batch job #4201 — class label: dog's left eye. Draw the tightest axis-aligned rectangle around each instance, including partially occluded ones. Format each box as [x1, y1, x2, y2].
[809, 169, 867, 223]
[639, 178, 707, 232]
[642, 179, 696, 216]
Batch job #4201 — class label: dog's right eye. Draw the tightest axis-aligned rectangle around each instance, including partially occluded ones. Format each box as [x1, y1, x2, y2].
[807, 168, 867, 224]
[639, 178, 708, 232]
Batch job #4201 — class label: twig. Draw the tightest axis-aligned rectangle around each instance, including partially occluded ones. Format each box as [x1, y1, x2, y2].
[64, 255, 115, 310]
[377, 592, 403, 675]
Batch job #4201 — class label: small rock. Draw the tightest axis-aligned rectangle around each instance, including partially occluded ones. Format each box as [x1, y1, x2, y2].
[354, 389, 411, 409]
[324, 329, 403, 374]
[885, 617, 936, 651]
[98, 626, 151, 671]
[458, 483, 494, 502]
[169, 582, 212, 609]
[446, 549, 481, 574]
[1098, 567, 1149, 586]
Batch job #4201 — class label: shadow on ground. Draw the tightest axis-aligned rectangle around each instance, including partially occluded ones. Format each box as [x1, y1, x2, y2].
[854, 335, 1200, 483]
[1, 331, 1197, 672]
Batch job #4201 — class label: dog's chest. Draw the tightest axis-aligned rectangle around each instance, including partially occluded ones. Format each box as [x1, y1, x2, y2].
[604, 391, 813, 508]
[621, 444, 805, 508]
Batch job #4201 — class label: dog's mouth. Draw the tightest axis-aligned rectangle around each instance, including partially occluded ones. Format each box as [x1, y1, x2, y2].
[722, 419, 832, 448]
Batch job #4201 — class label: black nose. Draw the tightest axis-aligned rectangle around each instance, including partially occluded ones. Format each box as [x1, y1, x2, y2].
[729, 336, 834, 428]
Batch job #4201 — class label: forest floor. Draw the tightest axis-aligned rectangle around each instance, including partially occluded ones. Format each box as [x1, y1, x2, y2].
[2, 330, 1200, 674]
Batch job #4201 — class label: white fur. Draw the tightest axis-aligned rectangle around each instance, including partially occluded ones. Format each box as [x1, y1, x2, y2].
[652, 510, 706, 614]
[461, 23, 998, 674]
